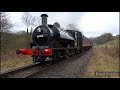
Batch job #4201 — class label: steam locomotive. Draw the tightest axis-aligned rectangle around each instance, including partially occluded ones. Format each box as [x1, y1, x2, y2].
[16, 14, 92, 63]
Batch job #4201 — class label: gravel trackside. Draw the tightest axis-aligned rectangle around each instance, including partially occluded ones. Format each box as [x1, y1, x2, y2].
[31, 49, 93, 78]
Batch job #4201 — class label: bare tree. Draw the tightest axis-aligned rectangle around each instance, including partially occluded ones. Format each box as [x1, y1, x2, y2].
[0, 12, 13, 54]
[21, 12, 36, 48]
[0, 12, 13, 32]
[59, 27, 65, 32]
[34, 16, 41, 26]
[21, 12, 36, 31]
[67, 24, 79, 31]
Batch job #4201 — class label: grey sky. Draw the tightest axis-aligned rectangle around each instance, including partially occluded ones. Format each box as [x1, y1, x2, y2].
[8, 12, 119, 38]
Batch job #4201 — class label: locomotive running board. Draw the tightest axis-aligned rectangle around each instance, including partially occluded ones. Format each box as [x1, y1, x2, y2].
[52, 47, 80, 50]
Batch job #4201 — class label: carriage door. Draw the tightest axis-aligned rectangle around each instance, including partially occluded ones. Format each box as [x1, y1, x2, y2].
[75, 31, 78, 47]
[79, 32, 82, 48]
[77, 32, 80, 47]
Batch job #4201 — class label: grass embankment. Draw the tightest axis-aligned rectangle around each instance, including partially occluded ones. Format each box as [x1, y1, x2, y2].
[1, 52, 32, 73]
[1, 32, 33, 73]
[84, 39, 119, 78]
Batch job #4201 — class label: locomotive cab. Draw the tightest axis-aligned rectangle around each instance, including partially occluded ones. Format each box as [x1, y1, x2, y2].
[65, 30, 82, 48]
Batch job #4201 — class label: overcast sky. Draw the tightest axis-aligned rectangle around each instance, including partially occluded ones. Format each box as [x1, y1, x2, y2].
[8, 12, 119, 38]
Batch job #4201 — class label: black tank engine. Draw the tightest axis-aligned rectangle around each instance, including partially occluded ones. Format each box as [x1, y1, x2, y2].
[16, 14, 92, 63]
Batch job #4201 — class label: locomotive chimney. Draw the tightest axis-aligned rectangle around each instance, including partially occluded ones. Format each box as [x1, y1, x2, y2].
[41, 14, 48, 25]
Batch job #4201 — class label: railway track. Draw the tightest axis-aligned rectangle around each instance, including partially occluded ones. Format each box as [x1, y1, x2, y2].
[0, 49, 91, 78]
[26, 49, 91, 78]
[0, 62, 44, 78]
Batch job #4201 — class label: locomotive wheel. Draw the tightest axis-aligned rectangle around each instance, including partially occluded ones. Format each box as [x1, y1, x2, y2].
[52, 56, 59, 64]
[33, 56, 46, 64]
[39, 57, 46, 64]
[52, 56, 57, 64]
